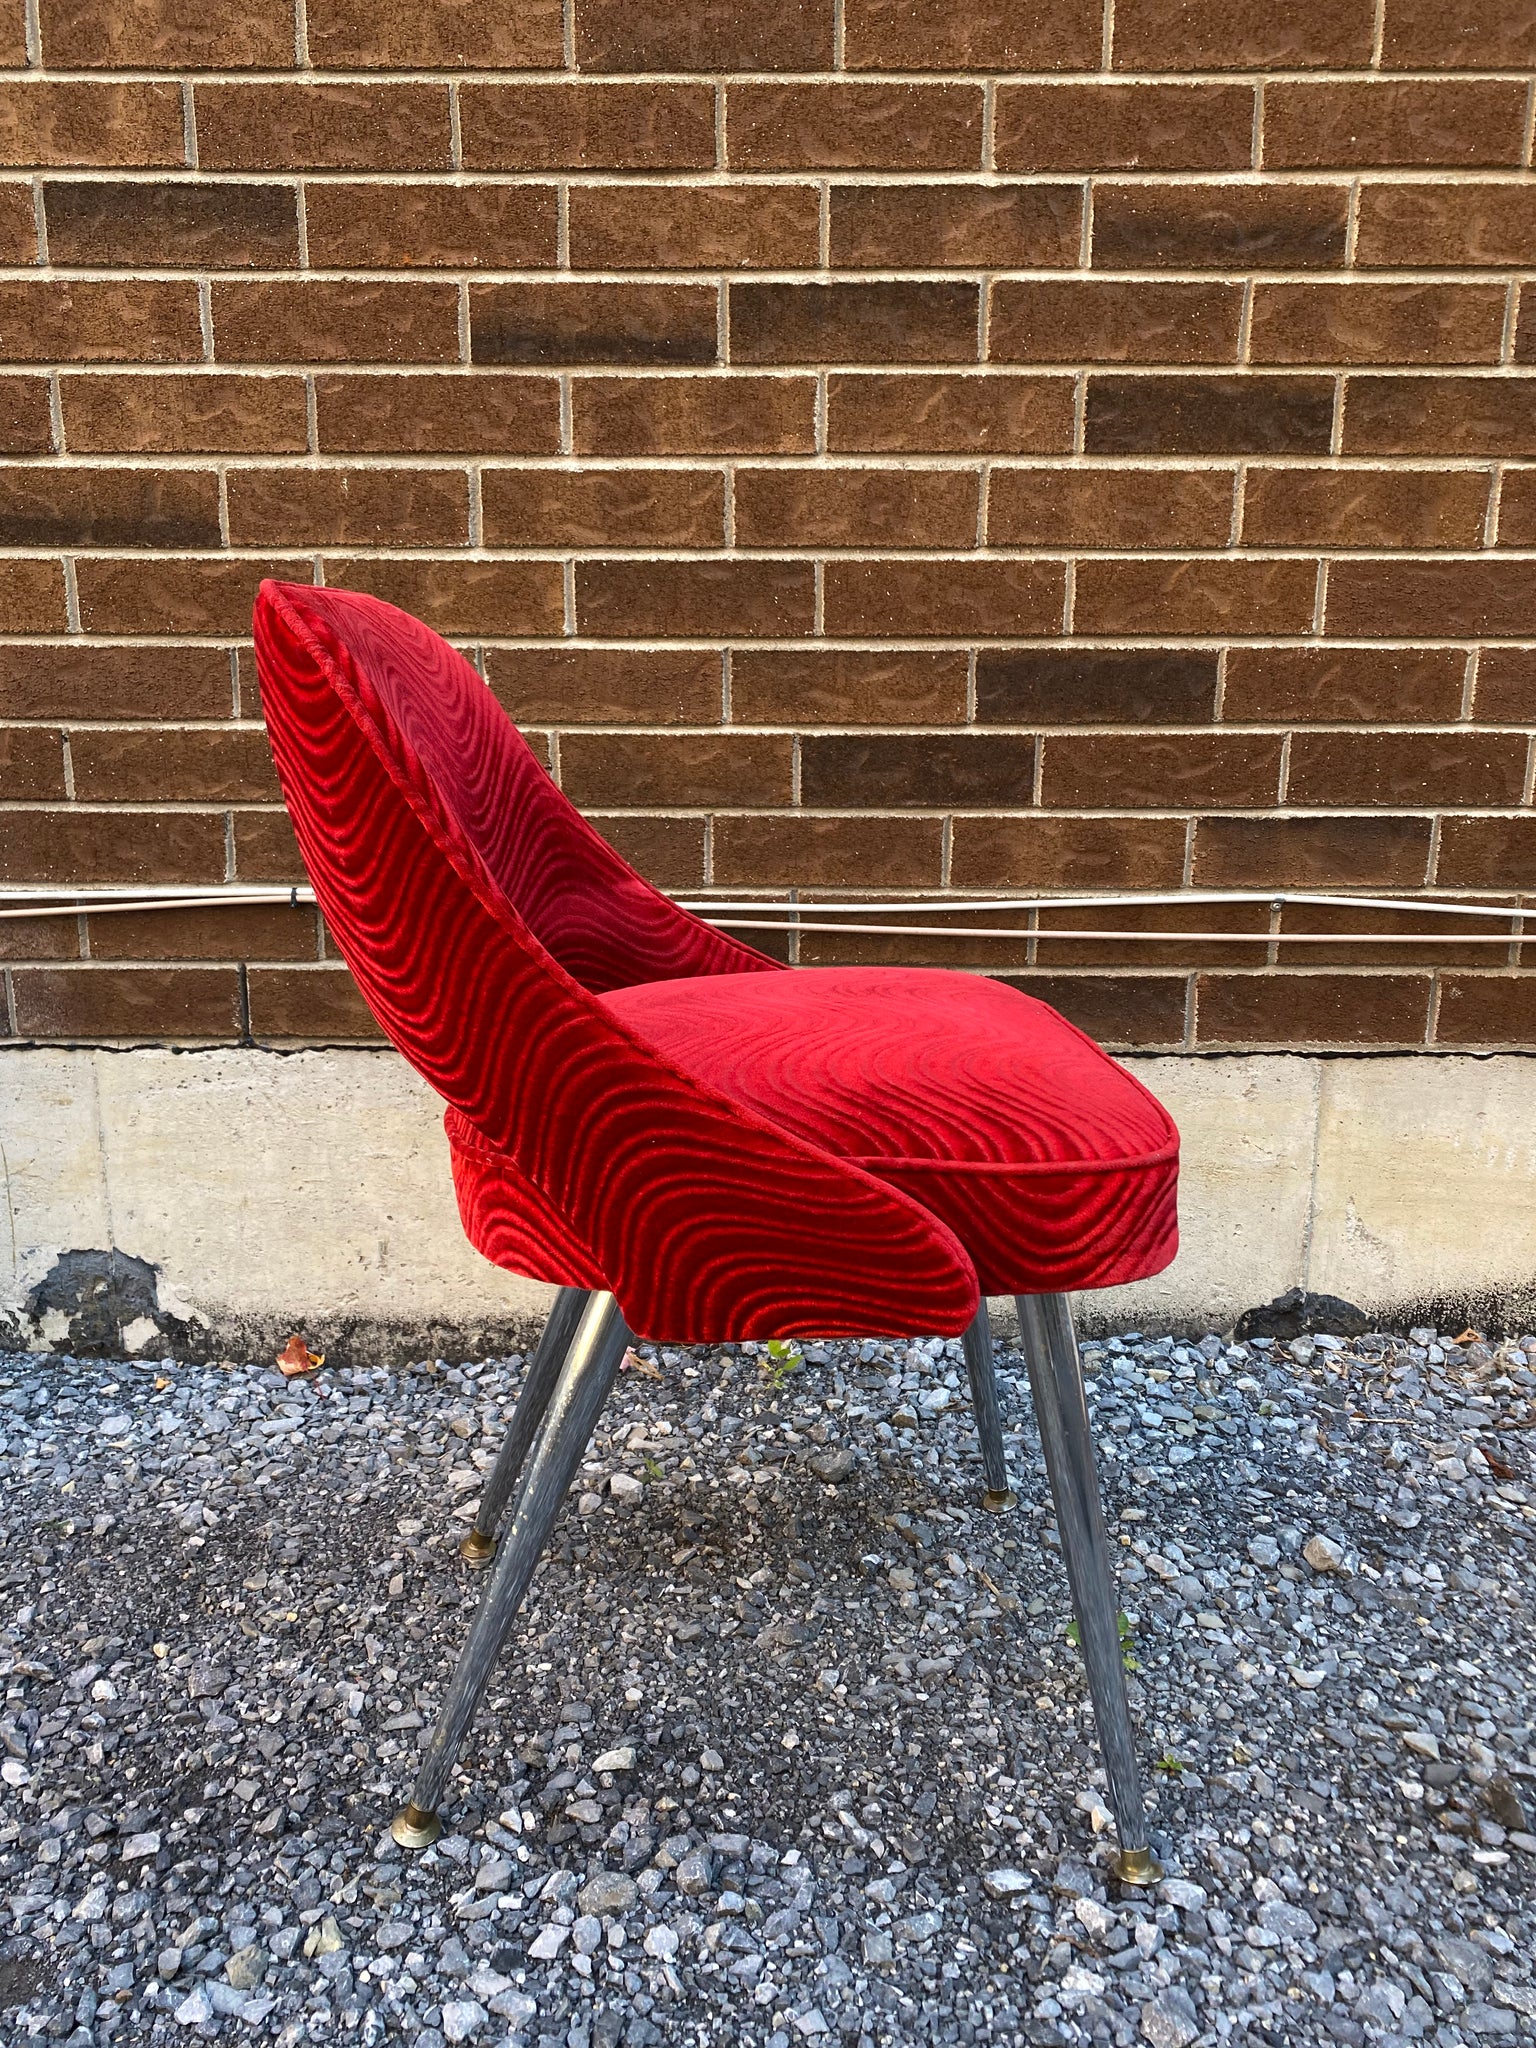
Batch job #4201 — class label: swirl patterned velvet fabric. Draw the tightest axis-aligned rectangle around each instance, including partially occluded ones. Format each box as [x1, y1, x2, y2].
[254, 581, 1179, 1339]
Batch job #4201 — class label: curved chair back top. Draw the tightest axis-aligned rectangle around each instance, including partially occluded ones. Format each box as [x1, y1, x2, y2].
[253, 580, 978, 1341]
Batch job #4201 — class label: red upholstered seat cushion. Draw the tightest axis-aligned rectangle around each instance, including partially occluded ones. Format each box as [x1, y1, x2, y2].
[448, 967, 1177, 1299]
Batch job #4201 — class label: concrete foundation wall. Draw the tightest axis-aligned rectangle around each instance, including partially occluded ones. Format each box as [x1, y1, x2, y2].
[4, 1046, 1535, 1362]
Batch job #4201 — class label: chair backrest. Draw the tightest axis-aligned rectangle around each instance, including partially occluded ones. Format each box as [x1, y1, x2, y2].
[253, 580, 978, 1342]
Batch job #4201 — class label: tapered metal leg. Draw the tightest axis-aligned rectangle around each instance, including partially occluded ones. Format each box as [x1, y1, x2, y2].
[394, 1291, 632, 1845]
[459, 1286, 592, 1567]
[1014, 1291, 1161, 1884]
[961, 1298, 1016, 1512]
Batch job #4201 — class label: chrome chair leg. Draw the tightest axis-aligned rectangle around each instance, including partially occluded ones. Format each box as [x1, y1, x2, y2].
[1014, 1291, 1161, 1884]
[961, 1297, 1016, 1511]
[394, 1290, 632, 1847]
[459, 1285, 592, 1567]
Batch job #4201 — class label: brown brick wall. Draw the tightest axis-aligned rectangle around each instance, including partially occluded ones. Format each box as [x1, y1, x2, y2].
[2, 1, 1534, 1051]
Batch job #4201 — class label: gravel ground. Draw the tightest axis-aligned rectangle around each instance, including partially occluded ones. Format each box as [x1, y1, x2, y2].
[0, 1317, 1533, 2048]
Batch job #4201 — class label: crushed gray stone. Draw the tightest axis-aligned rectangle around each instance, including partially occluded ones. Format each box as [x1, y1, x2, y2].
[0, 1320, 1532, 2045]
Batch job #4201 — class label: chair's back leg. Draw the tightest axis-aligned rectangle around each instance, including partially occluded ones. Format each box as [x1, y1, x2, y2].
[1014, 1291, 1161, 1884]
[394, 1290, 633, 1847]
[961, 1297, 1016, 1511]
[460, 1285, 593, 1566]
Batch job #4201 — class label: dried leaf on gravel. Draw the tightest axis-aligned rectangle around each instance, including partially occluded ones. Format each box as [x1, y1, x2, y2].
[275, 1335, 324, 1377]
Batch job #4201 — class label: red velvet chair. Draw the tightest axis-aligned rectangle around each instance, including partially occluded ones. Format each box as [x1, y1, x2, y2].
[253, 580, 1180, 1881]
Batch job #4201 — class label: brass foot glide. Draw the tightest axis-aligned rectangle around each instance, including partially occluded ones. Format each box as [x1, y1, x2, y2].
[981, 1487, 1018, 1514]
[458, 1529, 496, 1567]
[390, 1803, 442, 1850]
[1112, 1846, 1163, 1886]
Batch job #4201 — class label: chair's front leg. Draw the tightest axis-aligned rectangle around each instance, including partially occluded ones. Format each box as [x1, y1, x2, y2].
[1014, 1291, 1160, 1884]
[459, 1286, 592, 1566]
[393, 1290, 633, 1848]
[961, 1297, 1016, 1511]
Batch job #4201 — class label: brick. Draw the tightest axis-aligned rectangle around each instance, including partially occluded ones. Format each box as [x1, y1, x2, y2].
[304, 183, 556, 270]
[1436, 975, 1536, 1048]
[472, 284, 717, 368]
[1036, 898, 1272, 969]
[1074, 557, 1318, 635]
[1242, 467, 1490, 549]
[1438, 815, 1536, 888]
[1112, 0, 1374, 68]
[481, 467, 724, 547]
[69, 727, 279, 802]
[1475, 649, 1536, 721]
[828, 372, 1074, 453]
[0, 729, 66, 801]
[0, 915, 81, 967]
[38, 0, 294, 67]
[463, 84, 716, 171]
[731, 283, 979, 367]
[0, 466, 220, 547]
[44, 181, 299, 270]
[1328, 559, 1536, 639]
[727, 84, 982, 171]
[0, 809, 226, 884]
[999, 974, 1188, 1048]
[247, 966, 380, 1041]
[733, 467, 978, 548]
[1086, 375, 1333, 456]
[796, 907, 1033, 971]
[577, 559, 814, 638]
[0, 643, 233, 720]
[1344, 376, 1536, 457]
[1357, 184, 1536, 268]
[212, 281, 459, 365]
[1222, 647, 1467, 724]
[576, 0, 834, 71]
[976, 649, 1219, 726]
[951, 816, 1188, 890]
[0, 559, 66, 631]
[0, 8, 28, 63]
[1271, 901, 1502, 970]
[85, 901, 320, 963]
[326, 559, 564, 636]
[990, 281, 1240, 366]
[1193, 814, 1432, 887]
[195, 85, 452, 173]
[824, 559, 1064, 637]
[75, 557, 309, 634]
[233, 810, 302, 882]
[1249, 284, 1505, 367]
[1196, 972, 1429, 1047]
[485, 648, 720, 726]
[62, 372, 308, 454]
[1093, 184, 1347, 271]
[571, 186, 818, 271]
[1288, 731, 1527, 807]
[305, 0, 563, 68]
[988, 466, 1233, 548]
[227, 467, 470, 548]
[830, 186, 1080, 270]
[0, 281, 200, 363]
[996, 84, 1254, 172]
[843, 0, 1101, 70]
[573, 376, 816, 456]
[1043, 732, 1281, 809]
[713, 815, 943, 889]
[800, 733, 1036, 808]
[0, 377, 53, 455]
[730, 649, 967, 726]
[1497, 470, 1536, 546]
[0, 81, 185, 168]
[560, 732, 793, 807]
[315, 373, 560, 454]
[13, 966, 244, 1040]
[588, 815, 705, 888]
[0, 181, 35, 263]
[1263, 81, 1528, 170]
[1381, 0, 1536, 68]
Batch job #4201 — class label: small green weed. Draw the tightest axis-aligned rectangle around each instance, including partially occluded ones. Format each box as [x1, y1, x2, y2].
[1064, 1609, 1140, 1672]
[762, 1340, 804, 1387]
